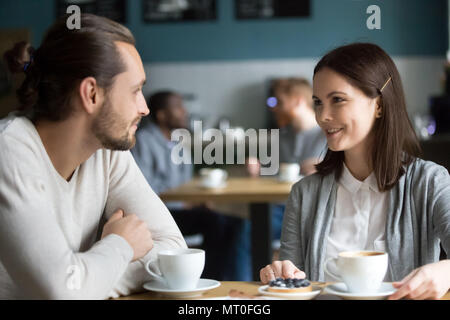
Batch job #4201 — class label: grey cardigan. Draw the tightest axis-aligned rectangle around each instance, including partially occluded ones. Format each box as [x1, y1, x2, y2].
[279, 158, 450, 282]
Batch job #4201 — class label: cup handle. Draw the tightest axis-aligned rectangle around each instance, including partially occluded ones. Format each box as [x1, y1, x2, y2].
[145, 259, 165, 282]
[324, 257, 342, 281]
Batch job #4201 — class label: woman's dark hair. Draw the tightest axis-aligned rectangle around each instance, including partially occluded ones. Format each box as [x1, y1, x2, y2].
[313, 42, 421, 191]
[3, 13, 135, 121]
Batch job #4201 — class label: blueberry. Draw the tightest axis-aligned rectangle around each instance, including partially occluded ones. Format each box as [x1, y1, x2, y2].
[301, 280, 311, 287]
[286, 283, 295, 288]
[269, 280, 276, 287]
[276, 277, 283, 282]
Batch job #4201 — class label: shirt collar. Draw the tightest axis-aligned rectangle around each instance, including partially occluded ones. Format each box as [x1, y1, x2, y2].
[339, 162, 380, 194]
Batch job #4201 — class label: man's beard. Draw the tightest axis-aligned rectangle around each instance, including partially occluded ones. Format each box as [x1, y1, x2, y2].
[92, 97, 138, 151]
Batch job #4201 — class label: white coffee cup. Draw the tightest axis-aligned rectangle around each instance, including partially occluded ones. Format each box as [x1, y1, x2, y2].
[324, 250, 388, 294]
[278, 163, 300, 182]
[145, 248, 205, 290]
[199, 168, 228, 188]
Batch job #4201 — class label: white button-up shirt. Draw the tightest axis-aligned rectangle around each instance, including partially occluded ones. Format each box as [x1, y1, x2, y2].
[324, 163, 389, 282]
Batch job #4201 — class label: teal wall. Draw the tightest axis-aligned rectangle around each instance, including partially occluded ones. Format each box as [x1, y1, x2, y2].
[0, 0, 447, 62]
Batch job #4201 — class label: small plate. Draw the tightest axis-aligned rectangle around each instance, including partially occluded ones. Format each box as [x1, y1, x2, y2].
[258, 285, 322, 300]
[143, 279, 221, 298]
[198, 182, 227, 189]
[323, 282, 396, 300]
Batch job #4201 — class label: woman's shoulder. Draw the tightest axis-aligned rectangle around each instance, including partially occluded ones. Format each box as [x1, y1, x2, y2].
[403, 158, 449, 197]
[406, 158, 449, 180]
[291, 171, 334, 194]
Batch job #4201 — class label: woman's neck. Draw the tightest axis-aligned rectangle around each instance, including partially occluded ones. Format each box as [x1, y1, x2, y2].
[343, 139, 373, 181]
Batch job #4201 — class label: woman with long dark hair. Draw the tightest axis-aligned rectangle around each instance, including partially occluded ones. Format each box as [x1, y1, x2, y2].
[260, 43, 450, 300]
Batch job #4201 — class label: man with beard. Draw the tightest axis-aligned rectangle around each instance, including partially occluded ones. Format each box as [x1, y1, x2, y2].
[0, 14, 185, 299]
[132, 91, 251, 281]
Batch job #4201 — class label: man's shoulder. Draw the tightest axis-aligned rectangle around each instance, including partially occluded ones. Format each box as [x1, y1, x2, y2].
[136, 121, 159, 137]
[134, 122, 165, 146]
[0, 115, 47, 178]
[0, 115, 39, 159]
[302, 125, 325, 141]
[279, 125, 295, 138]
[0, 113, 29, 136]
[0, 114, 16, 134]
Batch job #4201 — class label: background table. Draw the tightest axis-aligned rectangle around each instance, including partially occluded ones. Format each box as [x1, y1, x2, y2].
[114, 281, 450, 300]
[160, 177, 295, 280]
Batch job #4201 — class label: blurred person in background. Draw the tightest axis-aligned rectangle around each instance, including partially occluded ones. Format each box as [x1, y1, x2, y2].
[247, 77, 327, 255]
[132, 90, 251, 281]
[248, 77, 327, 176]
[270, 77, 327, 175]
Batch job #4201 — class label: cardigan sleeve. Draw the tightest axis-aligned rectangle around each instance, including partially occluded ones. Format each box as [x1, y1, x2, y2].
[430, 166, 450, 258]
[279, 183, 305, 271]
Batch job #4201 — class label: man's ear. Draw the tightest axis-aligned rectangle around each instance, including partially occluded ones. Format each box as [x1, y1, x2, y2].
[79, 77, 103, 114]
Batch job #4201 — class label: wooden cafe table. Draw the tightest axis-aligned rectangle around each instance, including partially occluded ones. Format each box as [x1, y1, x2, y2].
[159, 177, 295, 281]
[114, 281, 450, 300]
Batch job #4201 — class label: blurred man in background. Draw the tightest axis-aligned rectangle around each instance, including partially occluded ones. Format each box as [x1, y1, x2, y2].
[271, 77, 327, 175]
[248, 77, 326, 176]
[132, 91, 250, 281]
[247, 77, 327, 254]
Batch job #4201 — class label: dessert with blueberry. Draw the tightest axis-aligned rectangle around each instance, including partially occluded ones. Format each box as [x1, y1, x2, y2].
[267, 278, 312, 293]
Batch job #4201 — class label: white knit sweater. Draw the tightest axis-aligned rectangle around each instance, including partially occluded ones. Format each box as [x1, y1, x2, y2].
[0, 115, 186, 299]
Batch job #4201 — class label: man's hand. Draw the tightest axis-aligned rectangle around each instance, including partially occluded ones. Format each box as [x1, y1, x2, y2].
[246, 157, 261, 177]
[101, 209, 153, 261]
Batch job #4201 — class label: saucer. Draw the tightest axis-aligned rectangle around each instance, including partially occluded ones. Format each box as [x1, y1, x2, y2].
[143, 279, 220, 298]
[258, 285, 322, 300]
[323, 282, 396, 300]
[198, 182, 227, 189]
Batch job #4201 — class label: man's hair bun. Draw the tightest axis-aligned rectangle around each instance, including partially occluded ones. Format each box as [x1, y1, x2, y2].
[3, 41, 34, 74]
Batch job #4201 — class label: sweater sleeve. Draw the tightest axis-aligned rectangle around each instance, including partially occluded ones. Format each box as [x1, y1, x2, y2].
[0, 139, 134, 300]
[104, 151, 187, 298]
[430, 166, 450, 258]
